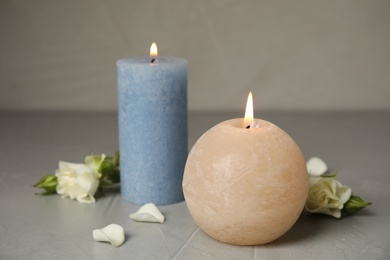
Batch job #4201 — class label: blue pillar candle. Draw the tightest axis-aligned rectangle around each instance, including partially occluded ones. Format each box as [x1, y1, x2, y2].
[117, 44, 187, 205]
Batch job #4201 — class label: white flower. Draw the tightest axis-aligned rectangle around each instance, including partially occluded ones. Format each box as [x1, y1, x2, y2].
[55, 161, 102, 203]
[306, 157, 328, 176]
[306, 177, 352, 218]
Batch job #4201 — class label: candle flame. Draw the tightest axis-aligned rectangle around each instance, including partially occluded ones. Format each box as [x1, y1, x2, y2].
[150, 42, 158, 57]
[243, 91, 254, 128]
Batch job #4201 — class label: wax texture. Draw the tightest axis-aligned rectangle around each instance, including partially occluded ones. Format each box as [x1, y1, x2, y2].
[183, 118, 308, 245]
[117, 57, 187, 205]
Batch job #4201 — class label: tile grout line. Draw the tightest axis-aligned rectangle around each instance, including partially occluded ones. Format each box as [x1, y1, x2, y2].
[171, 226, 200, 260]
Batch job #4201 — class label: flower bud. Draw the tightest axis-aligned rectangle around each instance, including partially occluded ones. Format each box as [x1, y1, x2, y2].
[33, 175, 58, 195]
[99, 160, 114, 175]
[343, 195, 371, 215]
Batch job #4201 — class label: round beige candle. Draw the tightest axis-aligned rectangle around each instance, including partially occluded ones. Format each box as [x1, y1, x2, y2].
[183, 94, 308, 245]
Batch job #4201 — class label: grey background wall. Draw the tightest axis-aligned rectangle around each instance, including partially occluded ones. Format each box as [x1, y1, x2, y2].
[1, 0, 389, 112]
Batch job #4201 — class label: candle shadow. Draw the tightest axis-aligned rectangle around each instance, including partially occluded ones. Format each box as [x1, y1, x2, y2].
[264, 209, 376, 247]
[95, 185, 120, 199]
[266, 212, 334, 246]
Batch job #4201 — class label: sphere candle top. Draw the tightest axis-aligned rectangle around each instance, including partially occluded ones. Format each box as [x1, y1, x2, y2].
[183, 92, 308, 245]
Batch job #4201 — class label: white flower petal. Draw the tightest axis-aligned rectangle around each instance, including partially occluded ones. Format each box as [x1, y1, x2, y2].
[336, 184, 352, 205]
[85, 154, 105, 176]
[129, 203, 165, 223]
[329, 208, 342, 218]
[93, 224, 125, 247]
[58, 161, 87, 172]
[76, 193, 95, 204]
[307, 157, 328, 176]
[308, 177, 321, 185]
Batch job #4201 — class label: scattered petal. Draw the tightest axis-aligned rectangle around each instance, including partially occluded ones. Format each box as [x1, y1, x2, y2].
[307, 157, 328, 176]
[93, 224, 125, 247]
[129, 203, 165, 223]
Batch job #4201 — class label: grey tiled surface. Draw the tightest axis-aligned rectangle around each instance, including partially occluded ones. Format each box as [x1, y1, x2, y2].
[0, 111, 389, 259]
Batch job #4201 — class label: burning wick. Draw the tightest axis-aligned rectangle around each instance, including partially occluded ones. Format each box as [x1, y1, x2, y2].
[150, 42, 157, 64]
[243, 91, 254, 128]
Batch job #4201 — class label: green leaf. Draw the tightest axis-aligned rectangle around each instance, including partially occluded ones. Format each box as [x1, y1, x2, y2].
[114, 151, 120, 167]
[320, 171, 338, 178]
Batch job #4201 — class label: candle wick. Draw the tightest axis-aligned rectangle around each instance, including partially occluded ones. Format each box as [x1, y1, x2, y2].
[246, 125, 250, 129]
[151, 58, 156, 63]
